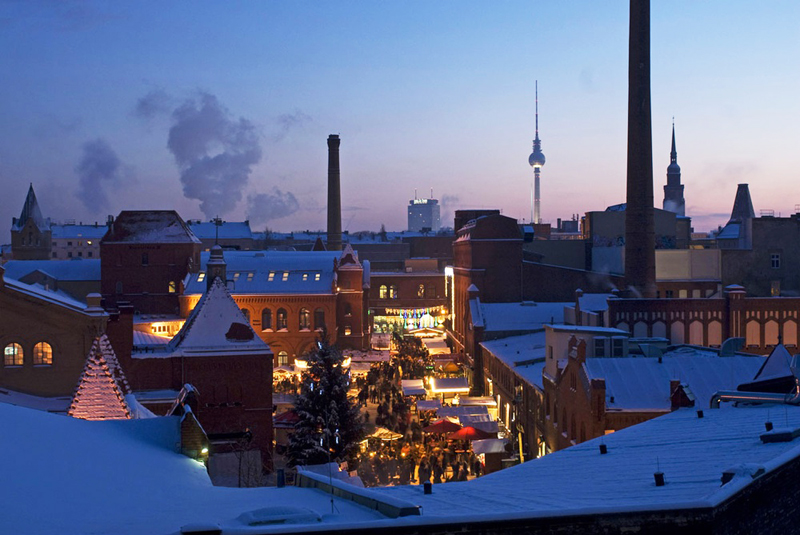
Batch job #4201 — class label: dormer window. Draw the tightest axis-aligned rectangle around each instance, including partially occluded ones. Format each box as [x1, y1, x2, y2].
[247, 272, 254, 282]
[282, 272, 289, 282]
[233, 272, 240, 281]
[302, 273, 308, 281]
[197, 272, 205, 282]
[268, 271, 275, 281]
[315, 273, 321, 281]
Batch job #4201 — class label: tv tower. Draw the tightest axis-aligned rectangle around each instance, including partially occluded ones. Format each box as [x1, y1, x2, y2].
[528, 81, 546, 224]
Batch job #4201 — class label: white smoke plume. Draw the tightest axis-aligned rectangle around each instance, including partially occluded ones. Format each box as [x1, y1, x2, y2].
[167, 92, 262, 218]
[246, 189, 300, 225]
[75, 138, 124, 212]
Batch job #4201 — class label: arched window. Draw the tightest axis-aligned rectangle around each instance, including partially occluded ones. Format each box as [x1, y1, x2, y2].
[261, 308, 272, 331]
[33, 342, 53, 366]
[168, 281, 177, 293]
[277, 351, 289, 366]
[389, 285, 398, 299]
[277, 308, 288, 330]
[314, 308, 325, 331]
[344, 303, 352, 317]
[379, 285, 388, 299]
[299, 308, 311, 330]
[241, 308, 251, 323]
[4, 343, 23, 366]
[418, 284, 425, 298]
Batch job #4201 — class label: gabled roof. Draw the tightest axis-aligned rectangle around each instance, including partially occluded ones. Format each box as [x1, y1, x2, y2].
[338, 243, 362, 269]
[103, 211, 201, 244]
[167, 277, 270, 356]
[3, 259, 101, 282]
[68, 335, 131, 421]
[14, 184, 49, 232]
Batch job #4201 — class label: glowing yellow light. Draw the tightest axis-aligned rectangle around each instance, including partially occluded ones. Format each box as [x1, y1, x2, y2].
[201, 447, 209, 454]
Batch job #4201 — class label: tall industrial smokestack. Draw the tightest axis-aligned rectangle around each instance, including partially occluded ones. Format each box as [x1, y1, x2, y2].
[624, 0, 656, 298]
[327, 134, 342, 251]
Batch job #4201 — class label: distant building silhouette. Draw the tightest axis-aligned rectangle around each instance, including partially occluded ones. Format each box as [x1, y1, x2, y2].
[408, 193, 441, 232]
[662, 123, 685, 217]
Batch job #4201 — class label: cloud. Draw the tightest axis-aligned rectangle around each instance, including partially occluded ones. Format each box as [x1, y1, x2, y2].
[273, 109, 312, 141]
[167, 92, 262, 218]
[75, 138, 124, 212]
[246, 189, 300, 225]
[134, 89, 173, 120]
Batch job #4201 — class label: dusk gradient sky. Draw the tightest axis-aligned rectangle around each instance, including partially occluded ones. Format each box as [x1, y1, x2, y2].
[1, 1, 798, 235]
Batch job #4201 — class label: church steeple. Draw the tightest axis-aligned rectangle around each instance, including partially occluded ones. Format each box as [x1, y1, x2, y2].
[662, 122, 685, 217]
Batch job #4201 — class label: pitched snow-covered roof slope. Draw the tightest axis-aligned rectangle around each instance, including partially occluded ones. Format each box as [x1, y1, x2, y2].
[481, 332, 548, 388]
[103, 210, 201, 244]
[166, 278, 270, 357]
[2, 258, 101, 282]
[0, 388, 71, 413]
[752, 343, 793, 382]
[183, 250, 341, 295]
[1, 271, 104, 314]
[374, 404, 800, 521]
[0, 403, 384, 535]
[188, 221, 253, 240]
[68, 336, 131, 420]
[584, 350, 763, 411]
[51, 224, 108, 239]
[578, 293, 613, 312]
[479, 301, 568, 332]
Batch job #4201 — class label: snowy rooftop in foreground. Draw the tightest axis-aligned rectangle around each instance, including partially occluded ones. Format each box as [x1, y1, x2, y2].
[5, 399, 800, 533]
[476, 301, 568, 332]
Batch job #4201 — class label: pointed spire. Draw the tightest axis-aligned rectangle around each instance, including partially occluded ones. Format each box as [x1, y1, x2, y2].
[730, 184, 755, 222]
[535, 80, 539, 139]
[670, 121, 677, 164]
[16, 183, 47, 231]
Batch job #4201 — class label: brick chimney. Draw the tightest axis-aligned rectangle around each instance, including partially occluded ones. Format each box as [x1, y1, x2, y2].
[327, 134, 342, 252]
[624, 0, 656, 298]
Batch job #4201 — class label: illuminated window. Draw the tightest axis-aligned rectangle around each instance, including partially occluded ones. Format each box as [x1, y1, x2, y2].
[4, 343, 23, 366]
[389, 285, 398, 299]
[233, 272, 240, 281]
[87, 240, 92, 245]
[197, 272, 206, 282]
[261, 308, 272, 330]
[379, 285, 388, 299]
[268, 271, 275, 281]
[418, 284, 425, 298]
[168, 281, 177, 293]
[314, 308, 325, 330]
[771, 281, 781, 297]
[282, 272, 289, 282]
[241, 308, 251, 323]
[247, 272, 254, 282]
[302, 273, 308, 281]
[33, 342, 53, 365]
[277, 308, 288, 330]
[278, 351, 289, 366]
[344, 325, 352, 336]
[299, 308, 311, 330]
[315, 273, 321, 281]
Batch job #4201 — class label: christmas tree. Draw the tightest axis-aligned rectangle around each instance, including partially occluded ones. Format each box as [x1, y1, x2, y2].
[288, 334, 365, 467]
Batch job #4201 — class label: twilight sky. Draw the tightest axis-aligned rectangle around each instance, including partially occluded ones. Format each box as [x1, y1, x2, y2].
[1, 1, 798, 235]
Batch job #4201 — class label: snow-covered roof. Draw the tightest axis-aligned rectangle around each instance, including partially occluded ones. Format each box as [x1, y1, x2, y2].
[51, 224, 107, 239]
[103, 211, 201, 244]
[183, 250, 341, 296]
[1, 273, 103, 314]
[0, 403, 384, 534]
[479, 301, 568, 332]
[0, 388, 71, 413]
[187, 221, 253, 240]
[402, 379, 426, 396]
[481, 332, 548, 389]
[372, 404, 800, 520]
[584, 349, 764, 411]
[2, 258, 100, 282]
[430, 377, 469, 393]
[132, 331, 172, 347]
[752, 344, 793, 383]
[165, 278, 270, 357]
[578, 293, 613, 312]
[716, 221, 741, 240]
